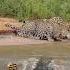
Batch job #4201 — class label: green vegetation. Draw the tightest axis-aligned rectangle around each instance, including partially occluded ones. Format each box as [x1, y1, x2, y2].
[0, 0, 70, 21]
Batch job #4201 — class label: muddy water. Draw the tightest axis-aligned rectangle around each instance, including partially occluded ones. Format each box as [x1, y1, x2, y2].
[0, 35, 70, 70]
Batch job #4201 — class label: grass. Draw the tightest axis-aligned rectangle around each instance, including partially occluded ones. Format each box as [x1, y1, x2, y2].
[0, 42, 70, 58]
[0, 0, 70, 21]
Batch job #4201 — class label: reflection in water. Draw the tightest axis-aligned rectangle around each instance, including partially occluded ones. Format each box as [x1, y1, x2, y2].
[6, 57, 68, 70]
[22, 58, 39, 70]
[34, 57, 60, 70]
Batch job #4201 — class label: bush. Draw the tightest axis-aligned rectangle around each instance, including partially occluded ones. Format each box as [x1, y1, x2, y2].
[0, 0, 70, 21]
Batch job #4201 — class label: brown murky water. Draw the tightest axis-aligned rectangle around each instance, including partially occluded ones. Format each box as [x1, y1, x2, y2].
[0, 41, 70, 70]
